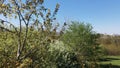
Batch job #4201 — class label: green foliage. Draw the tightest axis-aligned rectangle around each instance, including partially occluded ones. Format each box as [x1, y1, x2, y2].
[61, 21, 103, 63]
[49, 40, 80, 68]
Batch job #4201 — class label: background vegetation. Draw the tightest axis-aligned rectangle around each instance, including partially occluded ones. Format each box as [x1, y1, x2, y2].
[99, 34, 120, 55]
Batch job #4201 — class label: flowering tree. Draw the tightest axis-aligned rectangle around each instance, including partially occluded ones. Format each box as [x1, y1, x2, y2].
[0, 0, 62, 67]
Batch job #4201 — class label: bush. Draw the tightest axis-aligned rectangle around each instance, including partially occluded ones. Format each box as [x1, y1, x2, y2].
[61, 21, 103, 64]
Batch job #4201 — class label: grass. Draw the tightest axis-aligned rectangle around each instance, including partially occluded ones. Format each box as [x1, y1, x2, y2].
[103, 44, 120, 55]
[98, 56, 120, 67]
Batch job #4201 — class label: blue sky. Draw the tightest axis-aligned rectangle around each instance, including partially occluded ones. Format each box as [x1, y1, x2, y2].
[44, 0, 120, 34]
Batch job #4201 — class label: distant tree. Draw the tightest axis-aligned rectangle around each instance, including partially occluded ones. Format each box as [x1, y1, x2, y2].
[61, 21, 103, 64]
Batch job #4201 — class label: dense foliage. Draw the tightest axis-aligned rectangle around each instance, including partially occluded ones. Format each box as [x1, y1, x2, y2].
[0, 0, 104, 68]
[61, 22, 103, 67]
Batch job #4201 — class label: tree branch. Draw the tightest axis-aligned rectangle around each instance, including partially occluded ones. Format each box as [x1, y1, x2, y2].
[21, 11, 34, 52]
[0, 19, 18, 34]
[0, 26, 15, 33]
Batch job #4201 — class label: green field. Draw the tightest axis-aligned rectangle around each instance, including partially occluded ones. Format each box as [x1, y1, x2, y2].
[98, 56, 120, 68]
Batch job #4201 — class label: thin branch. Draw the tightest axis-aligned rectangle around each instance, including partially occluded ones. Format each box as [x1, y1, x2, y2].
[14, 0, 34, 60]
[21, 11, 33, 52]
[20, 48, 38, 60]
[14, 0, 23, 60]
[14, 0, 27, 25]
[16, 10, 22, 60]
[0, 19, 18, 34]
[0, 26, 15, 33]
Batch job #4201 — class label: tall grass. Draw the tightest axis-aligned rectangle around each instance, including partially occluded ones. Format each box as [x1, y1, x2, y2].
[103, 44, 120, 55]
[99, 34, 120, 55]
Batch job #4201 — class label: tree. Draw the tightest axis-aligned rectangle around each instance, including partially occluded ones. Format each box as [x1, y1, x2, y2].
[61, 21, 103, 67]
[0, 0, 62, 67]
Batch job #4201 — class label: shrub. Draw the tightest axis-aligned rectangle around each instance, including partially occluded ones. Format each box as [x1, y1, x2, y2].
[61, 21, 103, 65]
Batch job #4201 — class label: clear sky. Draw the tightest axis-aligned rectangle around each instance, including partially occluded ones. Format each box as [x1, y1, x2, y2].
[44, 0, 120, 34]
